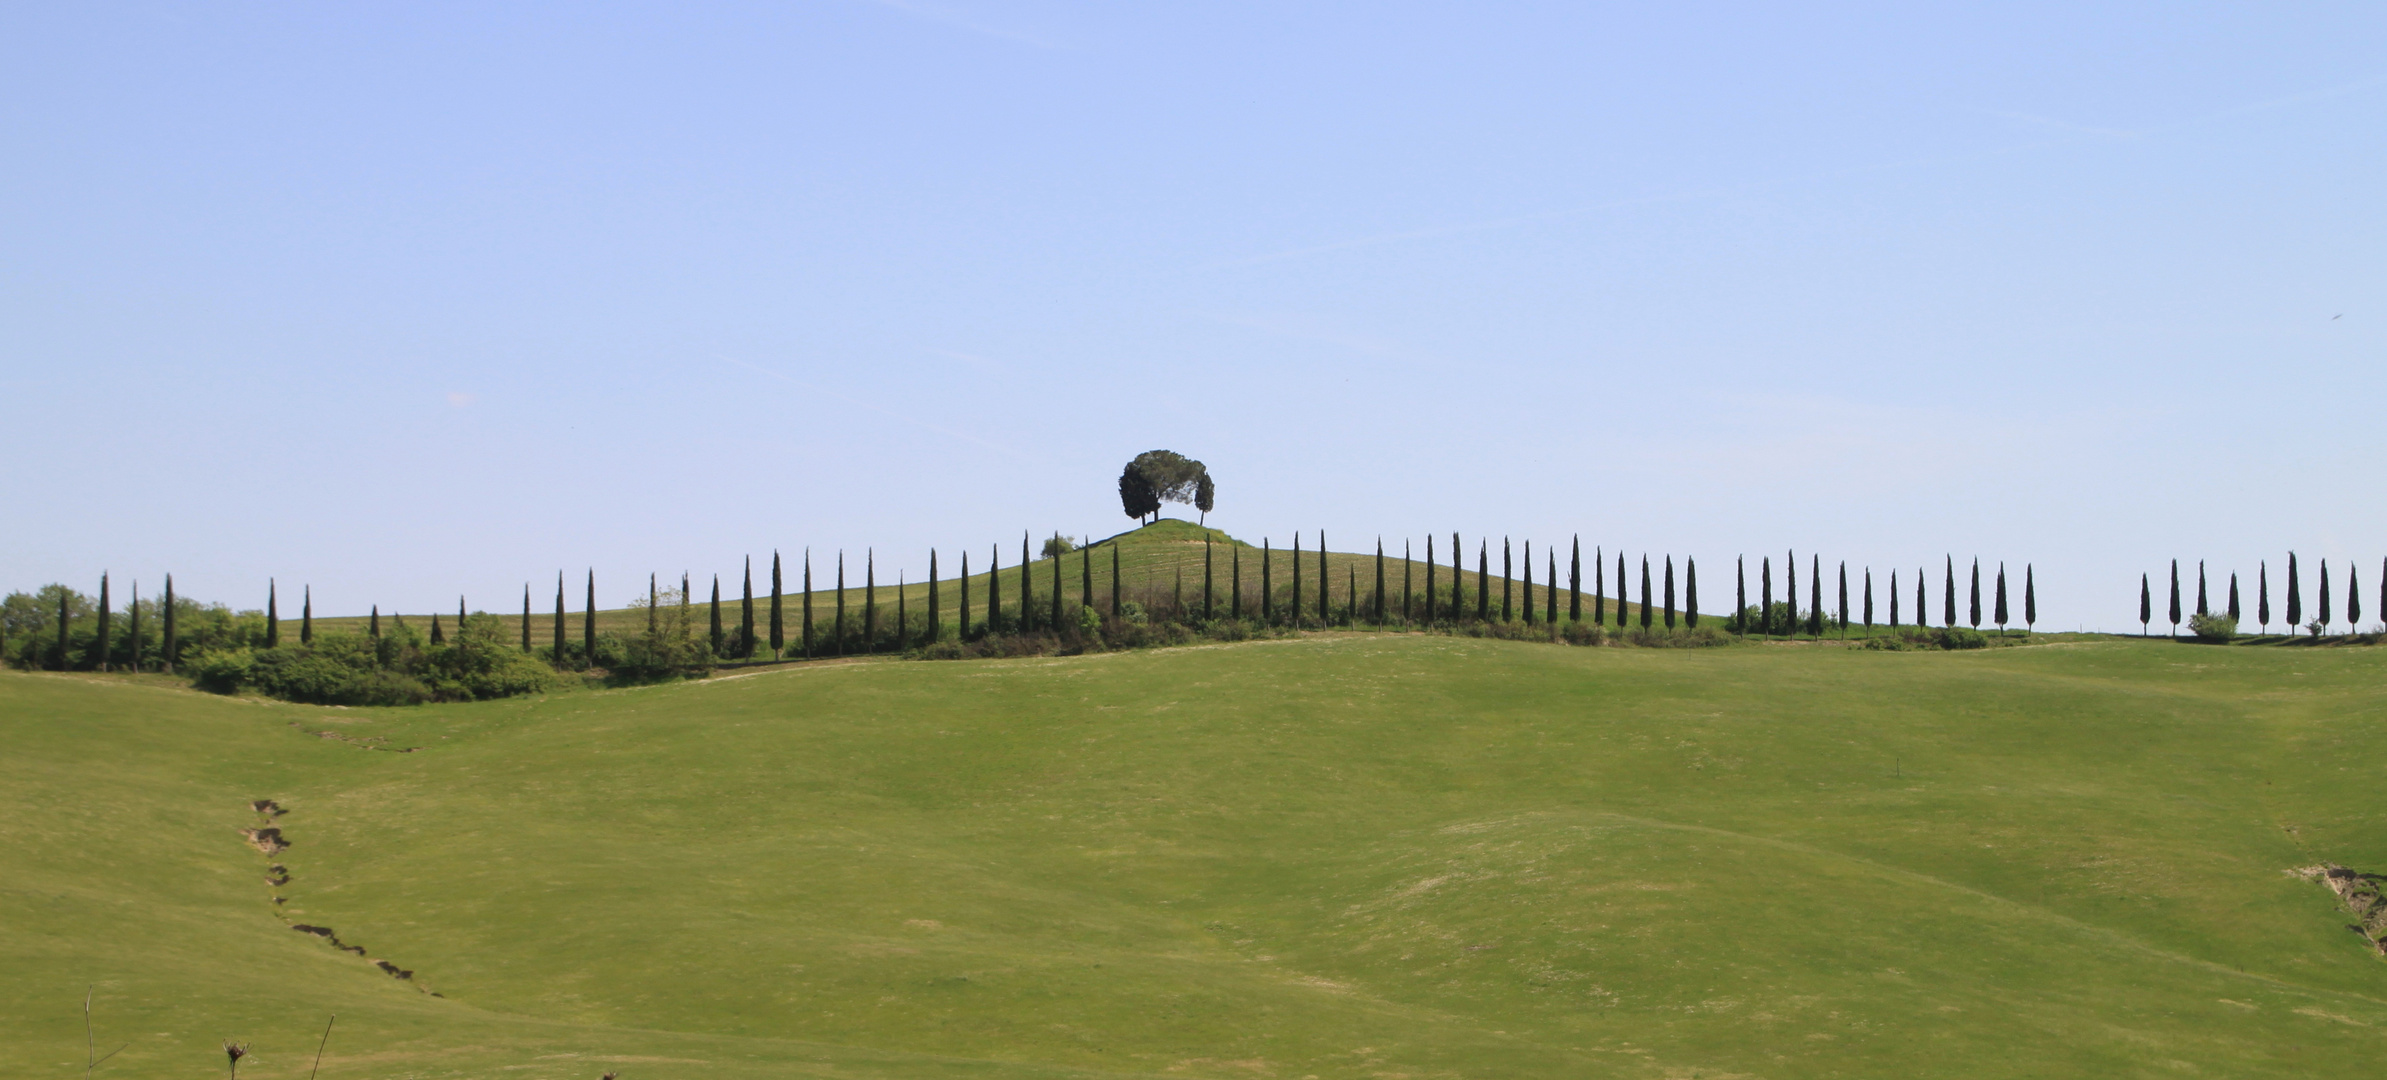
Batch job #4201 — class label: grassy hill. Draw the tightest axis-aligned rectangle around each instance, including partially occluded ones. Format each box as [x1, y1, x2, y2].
[6, 635, 2386, 1078]
[300, 519, 1651, 643]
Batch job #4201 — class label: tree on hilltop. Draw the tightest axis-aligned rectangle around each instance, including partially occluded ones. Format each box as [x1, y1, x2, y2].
[2167, 559, 2181, 638]
[1117, 451, 1215, 524]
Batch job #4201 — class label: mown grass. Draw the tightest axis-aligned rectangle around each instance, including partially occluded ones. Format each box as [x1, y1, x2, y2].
[4, 635, 2385, 1078]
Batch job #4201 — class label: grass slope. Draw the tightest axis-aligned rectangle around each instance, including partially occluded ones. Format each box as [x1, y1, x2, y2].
[5, 638, 2385, 1078]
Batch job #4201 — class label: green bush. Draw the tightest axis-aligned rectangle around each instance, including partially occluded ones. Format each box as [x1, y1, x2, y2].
[1939, 628, 1988, 650]
[184, 621, 555, 705]
[2188, 612, 2238, 643]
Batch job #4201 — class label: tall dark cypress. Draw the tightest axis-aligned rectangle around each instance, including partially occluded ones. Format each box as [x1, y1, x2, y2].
[1319, 531, 1329, 624]
[1021, 533, 1034, 632]
[2349, 563, 2362, 632]
[2227, 571, 2240, 624]
[1519, 540, 1531, 625]
[2139, 573, 2152, 635]
[554, 573, 567, 663]
[1809, 554, 1823, 637]
[585, 571, 597, 663]
[1478, 542, 1491, 622]
[126, 580, 139, 673]
[1424, 535, 1435, 623]
[1683, 557, 1697, 629]
[2167, 559, 2181, 637]
[1760, 557, 1774, 635]
[1083, 543, 1095, 616]
[742, 557, 757, 659]
[649, 574, 658, 635]
[1968, 558, 1981, 631]
[94, 573, 111, 670]
[1942, 555, 1956, 629]
[712, 574, 726, 656]
[985, 545, 998, 636]
[1570, 536, 1582, 622]
[2195, 561, 2209, 618]
[957, 551, 970, 639]
[1050, 546, 1062, 631]
[835, 552, 849, 655]
[1889, 569, 1899, 628]
[1638, 555, 1653, 630]
[865, 551, 877, 654]
[430, 612, 444, 645]
[1345, 565, 1355, 625]
[1375, 539, 1386, 625]
[1994, 563, 2009, 634]
[1404, 541, 1415, 624]
[300, 584, 311, 646]
[266, 579, 279, 648]
[458, 595, 468, 638]
[771, 552, 785, 655]
[2024, 566, 2036, 632]
[1112, 543, 1122, 619]
[55, 590, 69, 671]
[2318, 559, 2333, 633]
[1661, 555, 1675, 630]
[1595, 546, 1607, 626]
[803, 553, 816, 656]
[1735, 556, 1747, 634]
[1264, 539, 1276, 622]
[525, 585, 535, 651]
[1235, 542, 1245, 621]
[1453, 533, 1465, 620]
[1837, 561, 1849, 634]
[1205, 539, 1216, 621]
[1501, 538, 1513, 622]
[1785, 553, 1798, 636]
[897, 571, 908, 650]
[1291, 534, 1303, 623]
[163, 573, 177, 671]
[2258, 561, 2270, 633]
[1546, 548, 1558, 626]
[1863, 568, 1874, 629]
[1915, 568, 1926, 632]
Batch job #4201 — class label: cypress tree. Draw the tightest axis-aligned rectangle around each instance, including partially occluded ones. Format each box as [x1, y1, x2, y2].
[1968, 558, 1981, 631]
[554, 573, 567, 663]
[865, 551, 877, 654]
[458, 595, 468, 638]
[1570, 536, 1582, 622]
[1863, 567, 1874, 629]
[2139, 573, 2152, 635]
[771, 552, 785, 655]
[585, 571, 596, 663]
[712, 574, 726, 657]
[300, 584, 312, 646]
[1889, 569, 1899, 628]
[525, 585, 535, 651]
[1263, 539, 1275, 622]
[1291, 534, 1302, 623]
[1502, 538, 1513, 622]
[1236, 542, 1246, 621]
[1914, 568, 1925, 631]
[1662, 555, 1675, 630]
[2024, 566, 2036, 632]
[1112, 543, 1122, 619]
[1595, 546, 1607, 627]
[803, 553, 816, 657]
[1424, 535, 1435, 623]
[266, 579, 279, 648]
[1318, 531, 1329, 624]
[958, 551, 970, 639]
[1402, 541, 1412, 624]
[1050, 546, 1062, 631]
[1761, 557, 1774, 637]
[1638, 555, 1653, 630]
[1083, 542, 1095, 616]
[1994, 563, 2009, 634]
[1345, 565, 1356, 625]
[1205, 539, 1215, 622]
[91, 574, 111, 670]
[1808, 554, 1823, 637]
[2227, 571, 2241, 623]
[1547, 548, 1558, 626]
[1478, 542, 1491, 622]
[1837, 562, 1848, 635]
[834, 553, 848, 655]
[164, 573, 177, 671]
[1519, 540, 1531, 625]
[1785, 553, 1798, 637]
[431, 611, 444, 645]
[2196, 561, 2209, 618]
[985, 545, 998, 636]
[681, 571, 691, 643]
[742, 557, 757, 659]
[2167, 559, 2181, 637]
[2318, 559, 2333, 633]
[55, 589, 69, 671]
[1684, 557, 1698, 629]
[1452, 533, 1465, 621]
[1735, 556, 1747, 634]
[127, 580, 139, 673]
[649, 574, 658, 635]
[2347, 563, 2361, 631]
[1943, 556, 1956, 629]
[928, 550, 940, 644]
[2258, 561, 2270, 633]
[1375, 539, 1387, 625]
[1021, 533, 1034, 632]
[898, 571, 908, 650]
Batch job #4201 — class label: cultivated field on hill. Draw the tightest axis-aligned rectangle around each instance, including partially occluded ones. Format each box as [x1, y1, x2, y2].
[5, 636, 2384, 1078]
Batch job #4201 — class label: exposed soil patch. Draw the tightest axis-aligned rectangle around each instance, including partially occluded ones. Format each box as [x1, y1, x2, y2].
[243, 799, 438, 993]
[287, 720, 423, 752]
[2291, 865, 2387, 955]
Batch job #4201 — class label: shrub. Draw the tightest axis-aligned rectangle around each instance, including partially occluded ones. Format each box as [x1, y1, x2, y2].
[2188, 612, 2237, 643]
[1560, 621, 1607, 647]
[1939, 628, 1987, 650]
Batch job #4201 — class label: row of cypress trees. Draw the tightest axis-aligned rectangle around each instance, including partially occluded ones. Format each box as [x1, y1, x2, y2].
[2140, 555, 2384, 637]
[1727, 553, 2038, 637]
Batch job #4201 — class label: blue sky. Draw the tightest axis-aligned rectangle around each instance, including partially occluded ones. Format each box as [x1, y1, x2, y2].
[5, 2, 2382, 631]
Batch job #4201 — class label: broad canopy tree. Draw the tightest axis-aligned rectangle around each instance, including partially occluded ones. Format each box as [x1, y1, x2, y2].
[1117, 450, 1216, 524]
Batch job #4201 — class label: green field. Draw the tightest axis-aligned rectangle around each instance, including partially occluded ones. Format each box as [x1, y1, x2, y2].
[7, 632, 2386, 1078]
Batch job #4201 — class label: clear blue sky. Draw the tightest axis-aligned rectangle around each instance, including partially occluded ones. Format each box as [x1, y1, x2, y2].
[5, 2, 2381, 631]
